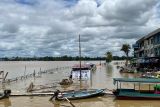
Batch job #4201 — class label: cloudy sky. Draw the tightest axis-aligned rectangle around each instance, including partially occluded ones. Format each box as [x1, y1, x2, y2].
[0, 0, 160, 57]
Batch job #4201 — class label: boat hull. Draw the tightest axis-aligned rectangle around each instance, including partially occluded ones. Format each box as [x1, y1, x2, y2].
[113, 89, 160, 100]
[115, 96, 160, 100]
[56, 89, 104, 101]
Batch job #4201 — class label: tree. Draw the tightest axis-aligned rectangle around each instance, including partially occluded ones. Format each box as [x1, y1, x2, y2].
[121, 44, 131, 65]
[105, 51, 113, 63]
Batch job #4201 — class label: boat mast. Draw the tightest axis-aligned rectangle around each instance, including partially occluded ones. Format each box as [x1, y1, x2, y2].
[79, 34, 82, 80]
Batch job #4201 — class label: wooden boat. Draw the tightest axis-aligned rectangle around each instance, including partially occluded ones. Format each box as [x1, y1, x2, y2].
[113, 78, 160, 100]
[51, 89, 104, 101]
[0, 90, 11, 100]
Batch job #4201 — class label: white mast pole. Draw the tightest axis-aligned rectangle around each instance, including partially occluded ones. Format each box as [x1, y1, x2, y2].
[79, 34, 82, 80]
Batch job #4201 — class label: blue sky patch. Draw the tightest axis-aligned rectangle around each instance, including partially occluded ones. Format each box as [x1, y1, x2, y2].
[96, 0, 101, 7]
[15, 0, 37, 6]
[61, 0, 79, 7]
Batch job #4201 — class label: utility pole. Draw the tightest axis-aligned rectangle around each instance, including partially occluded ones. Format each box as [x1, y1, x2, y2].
[79, 34, 82, 80]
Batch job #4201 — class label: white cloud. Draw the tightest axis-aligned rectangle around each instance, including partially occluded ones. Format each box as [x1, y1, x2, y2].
[0, 0, 159, 57]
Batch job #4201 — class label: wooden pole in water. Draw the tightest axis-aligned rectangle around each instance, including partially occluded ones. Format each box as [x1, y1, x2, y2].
[2, 71, 4, 82]
[3, 72, 8, 81]
[24, 65, 26, 77]
[33, 70, 36, 77]
[139, 83, 140, 92]
[79, 34, 82, 80]
[64, 97, 76, 107]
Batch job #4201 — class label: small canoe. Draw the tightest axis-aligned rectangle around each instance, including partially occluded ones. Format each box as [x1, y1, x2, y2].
[54, 89, 104, 101]
[0, 90, 11, 100]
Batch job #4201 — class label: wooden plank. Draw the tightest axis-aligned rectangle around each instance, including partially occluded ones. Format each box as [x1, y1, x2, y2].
[10, 93, 54, 97]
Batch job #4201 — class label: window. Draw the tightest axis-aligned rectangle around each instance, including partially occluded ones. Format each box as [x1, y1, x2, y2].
[151, 38, 153, 44]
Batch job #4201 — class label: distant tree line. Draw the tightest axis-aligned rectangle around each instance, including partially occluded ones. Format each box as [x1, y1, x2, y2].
[0, 55, 133, 61]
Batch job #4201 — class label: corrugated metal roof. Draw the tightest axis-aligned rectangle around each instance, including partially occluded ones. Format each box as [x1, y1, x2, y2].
[144, 28, 160, 39]
[113, 78, 160, 85]
[136, 28, 160, 43]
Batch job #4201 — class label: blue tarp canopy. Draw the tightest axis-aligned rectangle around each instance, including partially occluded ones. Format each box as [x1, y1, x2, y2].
[113, 78, 160, 85]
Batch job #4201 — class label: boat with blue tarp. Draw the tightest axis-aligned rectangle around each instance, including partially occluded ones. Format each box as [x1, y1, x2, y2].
[113, 78, 160, 100]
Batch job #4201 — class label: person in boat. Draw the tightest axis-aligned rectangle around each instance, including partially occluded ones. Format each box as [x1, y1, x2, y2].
[54, 90, 63, 100]
[50, 90, 62, 101]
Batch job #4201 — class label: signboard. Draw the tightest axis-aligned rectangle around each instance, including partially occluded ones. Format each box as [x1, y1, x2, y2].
[72, 70, 91, 79]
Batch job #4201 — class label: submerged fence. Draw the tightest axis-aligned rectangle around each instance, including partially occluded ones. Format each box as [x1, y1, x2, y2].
[0, 66, 72, 84]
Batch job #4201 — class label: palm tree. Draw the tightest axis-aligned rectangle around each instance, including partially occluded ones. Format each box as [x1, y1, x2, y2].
[105, 51, 113, 63]
[120, 44, 131, 65]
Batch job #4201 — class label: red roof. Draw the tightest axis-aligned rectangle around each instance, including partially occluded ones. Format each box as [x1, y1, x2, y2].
[72, 64, 91, 68]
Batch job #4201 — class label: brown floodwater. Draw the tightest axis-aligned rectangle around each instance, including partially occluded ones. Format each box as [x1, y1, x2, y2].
[0, 61, 158, 107]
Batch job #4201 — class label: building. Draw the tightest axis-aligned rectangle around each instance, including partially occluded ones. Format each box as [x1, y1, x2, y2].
[133, 28, 160, 58]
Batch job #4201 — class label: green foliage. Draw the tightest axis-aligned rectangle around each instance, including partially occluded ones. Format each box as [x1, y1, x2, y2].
[121, 44, 131, 57]
[105, 51, 113, 63]
[120, 44, 131, 65]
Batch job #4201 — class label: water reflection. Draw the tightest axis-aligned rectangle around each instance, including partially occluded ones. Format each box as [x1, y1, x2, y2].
[53, 102, 61, 107]
[52, 97, 104, 107]
[0, 99, 11, 107]
[105, 63, 113, 77]
[119, 72, 140, 78]
[115, 100, 160, 107]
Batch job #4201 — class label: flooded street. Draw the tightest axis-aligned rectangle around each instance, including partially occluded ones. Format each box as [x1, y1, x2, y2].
[0, 61, 158, 107]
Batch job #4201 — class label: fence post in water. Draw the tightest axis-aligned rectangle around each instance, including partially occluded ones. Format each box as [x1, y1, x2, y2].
[33, 70, 36, 77]
[24, 65, 26, 78]
[3, 72, 8, 82]
[0, 71, 5, 83]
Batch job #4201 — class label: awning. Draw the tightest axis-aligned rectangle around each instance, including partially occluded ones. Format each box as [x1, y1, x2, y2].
[113, 78, 160, 85]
